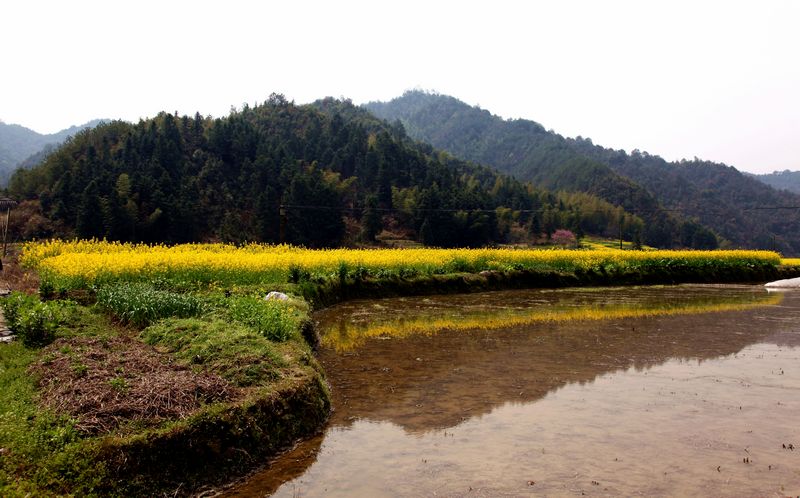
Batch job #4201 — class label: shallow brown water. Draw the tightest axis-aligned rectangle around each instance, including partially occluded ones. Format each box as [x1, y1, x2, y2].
[226, 285, 800, 497]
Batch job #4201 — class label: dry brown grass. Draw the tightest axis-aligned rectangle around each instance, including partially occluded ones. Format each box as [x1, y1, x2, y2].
[31, 334, 238, 435]
[0, 244, 39, 294]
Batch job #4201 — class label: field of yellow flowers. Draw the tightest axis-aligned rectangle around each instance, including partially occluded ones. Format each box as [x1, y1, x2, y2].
[21, 239, 783, 291]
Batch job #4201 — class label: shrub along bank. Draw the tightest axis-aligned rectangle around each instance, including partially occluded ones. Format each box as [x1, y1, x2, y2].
[1, 241, 797, 496]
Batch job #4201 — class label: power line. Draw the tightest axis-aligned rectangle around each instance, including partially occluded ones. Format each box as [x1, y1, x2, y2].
[744, 206, 800, 210]
[280, 203, 667, 215]
[279, 203, 800, 215]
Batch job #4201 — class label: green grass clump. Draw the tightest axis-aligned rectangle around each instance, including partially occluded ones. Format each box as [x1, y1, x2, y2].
[225, 296, 302, 342]
[95, 283, 203, 328]
[1, 292, 73, 347]
[140, 317, 288, 387]
[0, 341, 82, 495]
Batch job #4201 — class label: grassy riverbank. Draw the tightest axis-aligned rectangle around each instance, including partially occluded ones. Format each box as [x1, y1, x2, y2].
[0, 270, 329, 496]
[1, 241, 796, 495]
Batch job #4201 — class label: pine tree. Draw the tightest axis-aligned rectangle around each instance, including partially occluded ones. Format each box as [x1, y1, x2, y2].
[75, 181, 105, 238]
[528, 213, 541, 242]
[361, 194, 382, 242]
[419, 217, 434, 246]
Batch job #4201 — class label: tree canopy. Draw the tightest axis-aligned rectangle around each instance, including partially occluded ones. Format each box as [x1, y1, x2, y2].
[9, 96, 651, 248]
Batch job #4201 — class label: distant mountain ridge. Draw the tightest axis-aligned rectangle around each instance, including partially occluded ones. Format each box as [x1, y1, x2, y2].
[750, 170, 800, 194]
[0, 119, 106, 184]
[366, 91, 800, 255]
[567, 139, 800, 253]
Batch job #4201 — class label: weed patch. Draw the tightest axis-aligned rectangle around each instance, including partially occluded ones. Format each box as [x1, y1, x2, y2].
[1, 292, 73, 347]
[95, 283, 203, 328]
[226, 296, 302, 342]
[141, 317, 290, 387]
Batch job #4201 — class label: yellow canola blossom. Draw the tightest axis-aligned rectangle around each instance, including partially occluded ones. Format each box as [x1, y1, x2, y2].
[782, 258, 800, 266]
[21, 240, 782, 289]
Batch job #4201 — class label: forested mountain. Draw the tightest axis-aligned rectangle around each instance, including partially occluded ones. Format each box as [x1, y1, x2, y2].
[0, 119, 106, 184]
[367, 91, 800, 254]
[751, 170, 800, 194]
[365, 92, 710, 249]
[566, 140, 800, 254]
[7, 95, 643, 247]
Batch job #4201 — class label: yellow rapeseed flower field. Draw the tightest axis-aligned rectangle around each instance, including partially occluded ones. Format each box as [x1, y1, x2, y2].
[21, 239, 782, 290]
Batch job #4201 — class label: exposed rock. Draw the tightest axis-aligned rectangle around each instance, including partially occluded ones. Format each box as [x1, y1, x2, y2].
[265, 291, 289, 301]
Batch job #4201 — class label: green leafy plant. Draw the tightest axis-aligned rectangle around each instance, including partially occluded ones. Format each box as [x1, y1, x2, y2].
[2, 292, 34, 325]
[288, 265, 310, 284]
[1, 292, 69, 347]
[71, 361, 88, 378]
[94, 283, 203, 328]
[108, 377, 128, 393]
[226, 296, 300, 342]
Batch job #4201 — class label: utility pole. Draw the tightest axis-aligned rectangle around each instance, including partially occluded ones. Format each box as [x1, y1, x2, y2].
[2, 207, 9, 257]
[0, 198, 17, 270]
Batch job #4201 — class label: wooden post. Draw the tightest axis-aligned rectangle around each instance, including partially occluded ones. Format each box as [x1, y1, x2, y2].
[2, 207, 10, 258]
[0, 199, 18, 265]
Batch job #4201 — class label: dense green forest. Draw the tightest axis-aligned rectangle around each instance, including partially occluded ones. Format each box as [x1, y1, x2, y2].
[367, 91, 800, 254]
[7, 95, 645, 248]
[365, 92, 714, 249]
[751, 170, 800, 195]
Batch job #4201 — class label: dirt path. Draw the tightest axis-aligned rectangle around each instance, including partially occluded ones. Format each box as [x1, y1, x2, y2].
[0, 247, 17, 342]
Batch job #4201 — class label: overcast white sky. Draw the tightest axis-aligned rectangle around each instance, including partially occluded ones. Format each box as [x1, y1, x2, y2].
[1, 0, 798, 173]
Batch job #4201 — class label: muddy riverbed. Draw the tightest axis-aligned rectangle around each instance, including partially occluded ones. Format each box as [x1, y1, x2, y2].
[225, 285, 800, 497]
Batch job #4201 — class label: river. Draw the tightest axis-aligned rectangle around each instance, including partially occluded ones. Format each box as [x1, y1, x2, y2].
[225, 285, 800, 497]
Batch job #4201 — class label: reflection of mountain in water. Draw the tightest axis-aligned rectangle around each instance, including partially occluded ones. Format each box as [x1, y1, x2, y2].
[316, 286, 788, 433]
[749, 295, 800, 347]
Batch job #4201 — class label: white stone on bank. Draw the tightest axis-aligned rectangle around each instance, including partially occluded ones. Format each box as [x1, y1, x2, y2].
[764, 277, 800, 289]
[265, 291, 289, 301]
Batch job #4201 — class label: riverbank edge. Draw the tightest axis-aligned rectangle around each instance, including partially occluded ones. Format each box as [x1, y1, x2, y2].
[0, 349, 330, 498]
[92, 371, 330, 496]
[301, 263, 800, 310]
